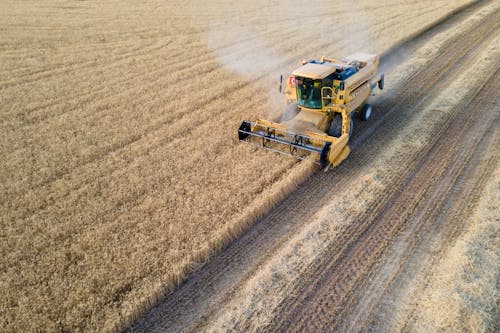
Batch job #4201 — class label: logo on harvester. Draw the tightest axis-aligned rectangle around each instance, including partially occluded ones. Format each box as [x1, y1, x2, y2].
[288, 75, 296, 86]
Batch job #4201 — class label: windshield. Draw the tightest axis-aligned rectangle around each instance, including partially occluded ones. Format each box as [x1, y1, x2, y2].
[296, 77, 322, 109]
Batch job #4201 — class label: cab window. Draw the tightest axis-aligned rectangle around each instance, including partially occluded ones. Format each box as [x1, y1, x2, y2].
[296, 77, 322, 109]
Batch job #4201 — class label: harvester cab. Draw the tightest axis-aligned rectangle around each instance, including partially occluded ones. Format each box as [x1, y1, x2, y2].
[239, 52, 384, 170]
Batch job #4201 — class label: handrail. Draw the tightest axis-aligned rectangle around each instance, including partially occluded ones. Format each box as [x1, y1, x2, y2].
[321, 87, 335, 107]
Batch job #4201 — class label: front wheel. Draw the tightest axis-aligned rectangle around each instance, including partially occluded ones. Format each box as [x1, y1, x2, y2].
[328, 113, 342, 137]
[328, 114, 354, 138]
[359, 104, 372, 121]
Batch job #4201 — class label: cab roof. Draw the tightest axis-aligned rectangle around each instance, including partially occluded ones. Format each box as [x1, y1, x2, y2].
[292, 63, 336, 80]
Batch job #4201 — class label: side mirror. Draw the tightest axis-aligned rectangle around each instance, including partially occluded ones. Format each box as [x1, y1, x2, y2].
[340, 82, 345, 91]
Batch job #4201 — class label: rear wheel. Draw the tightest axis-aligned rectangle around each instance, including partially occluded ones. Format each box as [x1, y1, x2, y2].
[359, 104, 372, 121]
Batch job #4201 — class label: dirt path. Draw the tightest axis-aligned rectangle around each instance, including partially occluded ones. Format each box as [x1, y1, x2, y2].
[127, 3, 499, 332]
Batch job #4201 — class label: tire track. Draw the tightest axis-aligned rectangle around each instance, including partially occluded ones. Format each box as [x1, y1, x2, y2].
[337, 129, 498, 333]
[352, 78, 499, 332]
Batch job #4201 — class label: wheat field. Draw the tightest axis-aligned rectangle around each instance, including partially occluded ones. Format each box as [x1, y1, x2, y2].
[0, 0, 474, 331]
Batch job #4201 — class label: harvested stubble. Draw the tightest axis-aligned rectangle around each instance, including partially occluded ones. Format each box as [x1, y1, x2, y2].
[411, 159, 499, 332]
[0, 0, 474, 331]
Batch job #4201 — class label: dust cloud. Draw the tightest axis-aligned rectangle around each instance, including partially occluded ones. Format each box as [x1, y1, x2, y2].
[204, 15, 286, 120]
[205, 19, 281, 78]
[199, 1, 384, 120]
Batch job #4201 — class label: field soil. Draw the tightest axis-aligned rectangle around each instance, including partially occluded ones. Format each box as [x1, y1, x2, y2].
[1, 0, 498, 332]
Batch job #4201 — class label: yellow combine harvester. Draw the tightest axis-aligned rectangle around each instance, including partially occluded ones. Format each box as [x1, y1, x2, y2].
[238, 52, 384, 170]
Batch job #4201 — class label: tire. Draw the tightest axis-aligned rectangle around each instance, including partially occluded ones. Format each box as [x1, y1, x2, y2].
[359, 104, 372, 121]
[328, 113, 343, 137]
[328, 113, 353, 138]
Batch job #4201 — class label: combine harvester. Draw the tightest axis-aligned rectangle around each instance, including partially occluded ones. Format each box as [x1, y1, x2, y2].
[238, 53, 384, 170]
